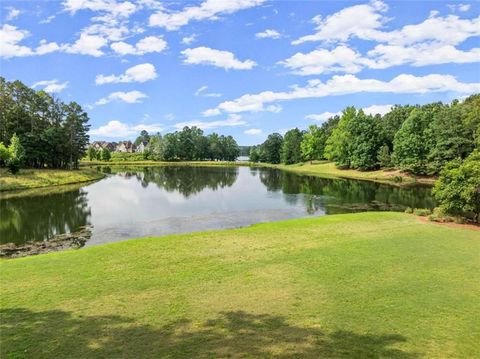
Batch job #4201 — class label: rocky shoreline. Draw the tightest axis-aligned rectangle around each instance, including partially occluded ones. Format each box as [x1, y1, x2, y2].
[0, 226, 91, 259]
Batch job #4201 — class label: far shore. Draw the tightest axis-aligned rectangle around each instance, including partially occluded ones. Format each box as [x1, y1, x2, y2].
[0, 160, 436, 194]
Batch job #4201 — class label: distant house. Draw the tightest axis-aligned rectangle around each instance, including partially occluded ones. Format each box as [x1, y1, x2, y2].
[91, 141, 107, 151]
[105, 142, 117, 152]
[136, 141, 148, 153]
[117, 141, 136, 153]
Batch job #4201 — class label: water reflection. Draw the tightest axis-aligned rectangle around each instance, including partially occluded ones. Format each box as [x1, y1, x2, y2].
[1, 188, 91, 245]
[0, 166, 435, 246]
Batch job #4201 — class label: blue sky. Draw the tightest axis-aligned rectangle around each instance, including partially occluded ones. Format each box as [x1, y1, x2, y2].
[1, 0, 479, 145]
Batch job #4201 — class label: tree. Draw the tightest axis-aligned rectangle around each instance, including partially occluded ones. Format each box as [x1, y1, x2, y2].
[0, 142, 9, 164]
[249, 146, 260, 162]
[301, 125, 326, 162]
[427, 103, 474, 174]
[260, 133, 283, 164]
[101, 148, 111, 162]
[378, 105, 415, 151]
[7, 133, 25, 174]
[324, 107, 356, 168]
[377, 144, 392, 168]
[348, 111, 381, 170]
[88, 147, 97, 161]
[433, 150, 480, 222]
[145, 133, 165, 161]
[392, 104, 442, 175]
[134, 130, 150, 146]
[281, 128, 304, 164]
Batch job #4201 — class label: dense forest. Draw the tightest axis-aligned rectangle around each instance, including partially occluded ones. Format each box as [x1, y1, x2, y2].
[0, 77, 90, 170]
[250, 95, 480, 176]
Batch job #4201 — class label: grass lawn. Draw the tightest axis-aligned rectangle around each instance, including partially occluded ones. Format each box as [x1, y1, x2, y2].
[1, 212, 478, 358]
[0, 168, 105, 192]
[275, 161, 436, 186]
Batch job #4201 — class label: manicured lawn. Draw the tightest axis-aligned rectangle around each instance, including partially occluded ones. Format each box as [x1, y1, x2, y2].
[0, 168, 105, 192]
[275, 161, 436, 186]
[1, 212, 478, 358]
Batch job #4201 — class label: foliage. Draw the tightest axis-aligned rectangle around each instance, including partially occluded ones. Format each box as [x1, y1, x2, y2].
[281, 128, 304, 164]
[412, 208, 432, 216]
[5, 134, 25, 174]
[101, 148, 111, 162]
[377, 144, 392, 168]
[134, 130, 150, 146]
[88, 147, 97, 161]
[433, 150, 480, 222]
[300, 125, 325, 162]
[0, 142, 10, 164]
[250, 133, 283, 164]
[0, 77, 90, 169]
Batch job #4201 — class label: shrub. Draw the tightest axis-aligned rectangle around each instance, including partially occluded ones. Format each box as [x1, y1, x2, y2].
[413, 208, 432, 216]
[404, 207, 413, 214]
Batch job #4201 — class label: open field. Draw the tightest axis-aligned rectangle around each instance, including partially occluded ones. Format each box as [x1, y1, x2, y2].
[0, 168, 105, 192]
[1, 212, 478, 358]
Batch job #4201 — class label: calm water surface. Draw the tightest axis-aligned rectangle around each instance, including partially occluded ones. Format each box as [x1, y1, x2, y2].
[1, 166, 435, 246]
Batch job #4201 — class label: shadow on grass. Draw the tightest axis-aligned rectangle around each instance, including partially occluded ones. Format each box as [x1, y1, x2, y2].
[1, 308, 419, 358]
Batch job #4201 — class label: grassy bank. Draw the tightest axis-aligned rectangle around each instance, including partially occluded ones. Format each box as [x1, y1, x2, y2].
[274, 161, 436, 186]
[81, 159, 248, 167]
[1, 212, 478, 358]
[0, 168, 105, 192]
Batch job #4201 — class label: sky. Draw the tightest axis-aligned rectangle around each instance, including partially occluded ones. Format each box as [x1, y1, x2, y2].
[1, 0, 479, 145]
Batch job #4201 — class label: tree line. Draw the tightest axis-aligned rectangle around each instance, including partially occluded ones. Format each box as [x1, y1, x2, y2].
[0, 77, 90, 170]
[250, 95, 479, 175]
[140, 127, 240, 162]
[249, 95, 480, 222]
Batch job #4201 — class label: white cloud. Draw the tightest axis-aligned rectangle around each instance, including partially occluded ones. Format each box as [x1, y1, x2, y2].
[96, 63, 157, 84]
[181, 47, 256, 70]
[367, 43, 480, 68]
[448, 3, 471, 12]
[305, 112, 341, 122]
[95, 91, 147, 105]
[63, 0, 137, 18]
[6, 8, 21, 21]
[182, 34, 197, 45]
[149, 0, 265, 30]
[255, 29, 281, 39]
[205, 74, 480, 115]
[111, 35, 167, 55]
[65, 33, 107, 57]
[244, 128, 262, 135]
[90, 120, 163, 138]
[40, 15, 56, 24]
[306, 104, 392, 122]
[281, 43, 480, 75]
[362, 104, 393, 116]
[174, 114, 246, 130]
[195, 85, 222, 97]
[280, 45, 367, 75]
[0, 24, 34, 58]
[292, 0, 388, 45]
[293, 1, 480, 46]
[35, 40, 62, 55]
[32, 79, 69, 93]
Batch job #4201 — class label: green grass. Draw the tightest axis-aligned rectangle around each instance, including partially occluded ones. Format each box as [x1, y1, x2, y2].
[0, 168, 105, 192]
[1, 212, 478, 358]
[274, 161, 436, 186]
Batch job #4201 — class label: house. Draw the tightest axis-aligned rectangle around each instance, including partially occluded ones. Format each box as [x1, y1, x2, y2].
[136, 141, 148, 153]
[116, 141, 136, 153]
[91, 141, 107, 151]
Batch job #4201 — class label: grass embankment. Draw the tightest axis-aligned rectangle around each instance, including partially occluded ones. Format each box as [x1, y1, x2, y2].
[274, 161, 436, 186]
[1, 212, 478, 358]
[0, 168, 105, 192]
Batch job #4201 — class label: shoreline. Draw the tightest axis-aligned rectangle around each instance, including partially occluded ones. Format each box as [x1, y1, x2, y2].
[0, 160, 436, 196]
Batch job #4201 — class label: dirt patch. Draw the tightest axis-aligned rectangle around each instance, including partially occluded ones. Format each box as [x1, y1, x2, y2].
[417, 216, 480, 232]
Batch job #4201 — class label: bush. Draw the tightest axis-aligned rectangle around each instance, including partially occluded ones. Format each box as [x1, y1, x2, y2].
[433, 150, 480, 223]
[404, 207, 413, 214]
[428, 207, 454, 223]
[413, 208, 432, 216]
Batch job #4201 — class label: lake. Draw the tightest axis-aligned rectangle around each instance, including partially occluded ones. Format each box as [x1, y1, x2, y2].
[0, 166, 435, 246]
